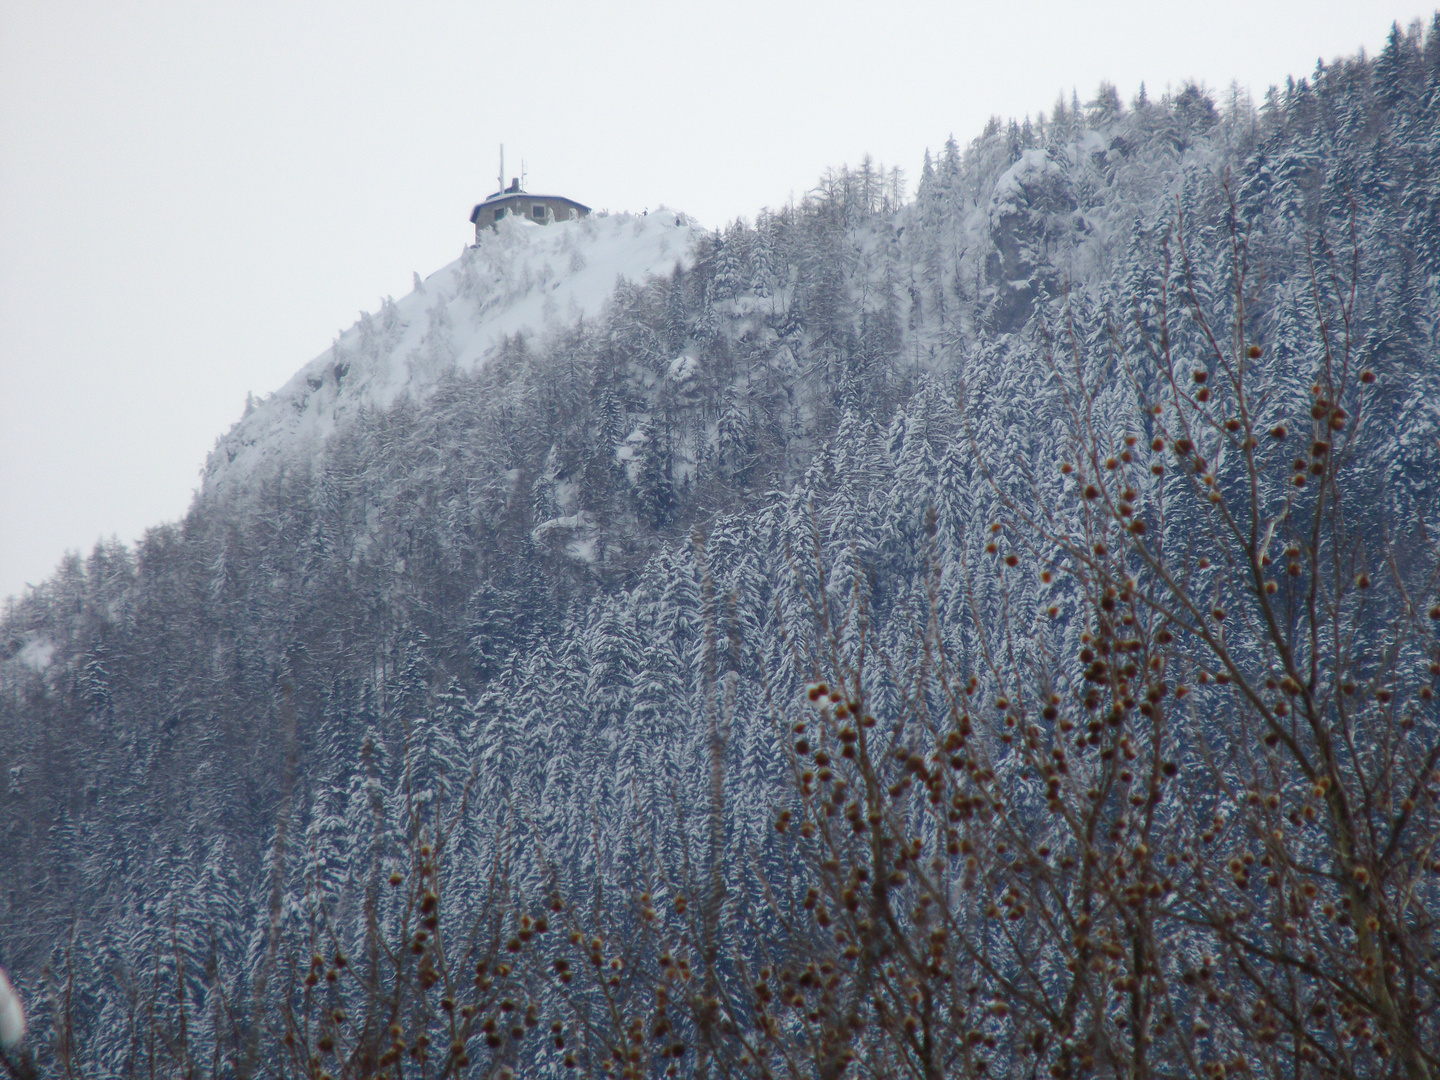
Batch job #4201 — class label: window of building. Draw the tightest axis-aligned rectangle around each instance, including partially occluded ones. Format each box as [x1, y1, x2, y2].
[532, 205, 546, 220]
[494, 207, 506, 220]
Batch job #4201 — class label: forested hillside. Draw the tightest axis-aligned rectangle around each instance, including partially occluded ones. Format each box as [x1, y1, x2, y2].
[2, 16, 1440, 1079]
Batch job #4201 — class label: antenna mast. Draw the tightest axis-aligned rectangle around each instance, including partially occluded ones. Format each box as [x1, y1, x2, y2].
[497, 144, 505, 195]
[521, 158, 527, 191]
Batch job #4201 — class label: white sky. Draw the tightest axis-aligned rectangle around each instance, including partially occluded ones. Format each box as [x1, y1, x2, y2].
[0, 1, 1429, 602]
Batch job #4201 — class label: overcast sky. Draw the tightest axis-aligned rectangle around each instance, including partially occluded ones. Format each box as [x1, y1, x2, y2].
[0, 1, 1429, 602]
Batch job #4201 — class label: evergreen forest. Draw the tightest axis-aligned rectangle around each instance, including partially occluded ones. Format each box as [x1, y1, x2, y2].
[3, 17, 1440, 1080]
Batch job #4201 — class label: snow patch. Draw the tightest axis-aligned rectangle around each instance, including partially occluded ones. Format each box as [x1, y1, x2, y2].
[16, 637, 54, 672]
[667, 354, 698, 383]
[532, 511, 595, 539]
[0, 968, 24, 1048]
[531, 511, 600, 565]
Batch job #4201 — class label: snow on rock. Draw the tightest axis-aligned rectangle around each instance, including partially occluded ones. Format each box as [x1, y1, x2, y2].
[204, 210, 704, 496]
[530, 510, 600, 565]
[666, 354, 697, 383]
[15, 637, 54, 673]
[987, 148, 1068, 221]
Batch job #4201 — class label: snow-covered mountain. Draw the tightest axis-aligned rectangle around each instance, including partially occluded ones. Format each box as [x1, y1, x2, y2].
[206, 210, 703, 494]
[4, 18, 1440, 1076]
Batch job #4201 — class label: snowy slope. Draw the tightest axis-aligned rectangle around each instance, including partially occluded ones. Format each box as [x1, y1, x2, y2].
[204, 210, 703, 494]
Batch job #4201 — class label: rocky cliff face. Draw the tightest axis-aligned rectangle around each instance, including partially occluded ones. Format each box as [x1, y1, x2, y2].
[983, 147, 1081, 330]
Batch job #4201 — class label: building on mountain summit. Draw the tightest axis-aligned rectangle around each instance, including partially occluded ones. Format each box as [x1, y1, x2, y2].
[470, 148, 590, 239]
[470, 178, 590, 239]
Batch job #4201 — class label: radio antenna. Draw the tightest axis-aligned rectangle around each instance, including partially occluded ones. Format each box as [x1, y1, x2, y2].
[497, 144, 504, 196]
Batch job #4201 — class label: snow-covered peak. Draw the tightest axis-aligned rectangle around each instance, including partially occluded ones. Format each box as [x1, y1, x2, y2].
[204, 210, 703, 495]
